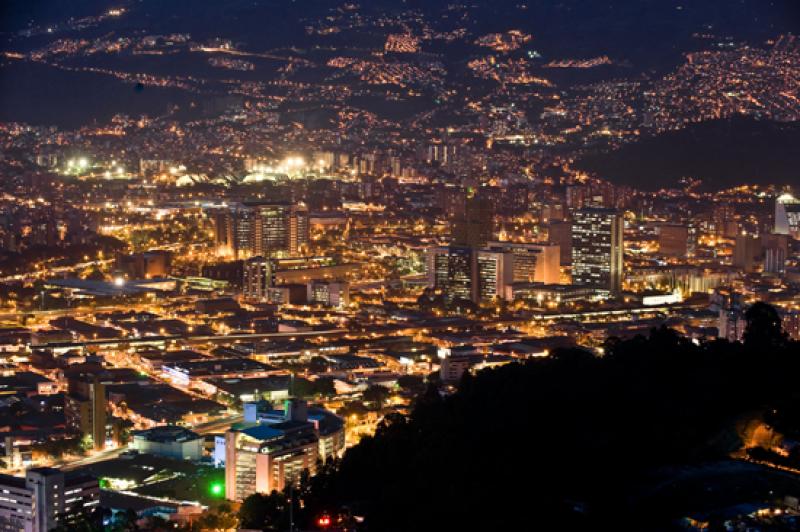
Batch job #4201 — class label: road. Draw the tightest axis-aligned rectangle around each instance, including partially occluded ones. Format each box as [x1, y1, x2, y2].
[0, 259, 114, 283]
[34, 328, 350, 350]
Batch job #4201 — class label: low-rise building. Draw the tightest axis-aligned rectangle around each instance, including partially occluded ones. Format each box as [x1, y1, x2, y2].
[130, 426, 204, 460]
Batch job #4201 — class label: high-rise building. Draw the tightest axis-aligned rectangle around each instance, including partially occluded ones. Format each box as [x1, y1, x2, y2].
[214, 202, 309, 259]
[485, 242, 560, 285]
[775, 193, 800, 238]
[452, 188, 493, 249]
[713, 288, 745, 342]
[505, 242, 560, 285]
[719, 307, 746, 342]
[243, 256, 274, 302]
[762, 233, 789, 275]
[565, 185, 586, 210]
[0, 468, 100, 532]
[548, 221, 573, 266]
[476, 250, 510, 302]
[223, 400, 344, 501]
[307, 280, 350, 308]
[115, 250, 172, 279]
[712, 204, 738, 237]
[425, 141, 458, 166]
[428, 246, 475, 303]
[658, 224, 689, 258]
[432, 242, 560, 303]
[732, 234, 762, 273]
[64, 377, 107, 451]
[687, 221, 698, 257]
[571, 208, 624, 295]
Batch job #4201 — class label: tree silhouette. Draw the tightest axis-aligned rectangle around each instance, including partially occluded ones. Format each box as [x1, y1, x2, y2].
[743, 301, 788, 348]
[290, 306, 800, 530]
[239, 491, 289, 530]
[362, 385, 391, 409]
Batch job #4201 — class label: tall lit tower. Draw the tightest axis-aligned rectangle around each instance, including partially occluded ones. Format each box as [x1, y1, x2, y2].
[571, 207, 624, 295]
[452, 187, 493, 250]
[775, 193, 800, 238]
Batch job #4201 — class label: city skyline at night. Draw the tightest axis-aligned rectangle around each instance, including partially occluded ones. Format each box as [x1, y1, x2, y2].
[0, 1, 799, 530]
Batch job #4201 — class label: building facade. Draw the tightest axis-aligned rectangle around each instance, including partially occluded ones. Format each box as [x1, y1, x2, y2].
[214, 202, 309, 259]
[0, 468, 99, 532]
[223, 400, 344, 502]
[130, 426, 204, 460]
[571, 208, 624, 295]
[243, 256, 274, 302]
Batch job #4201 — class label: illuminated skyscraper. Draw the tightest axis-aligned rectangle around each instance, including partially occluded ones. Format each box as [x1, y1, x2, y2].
[243, 256, 274, 302]
[571, 208, 624, 295]
[476, 249, 509, 302]
[428, 246, 475, 303]
[775, 193, 800, 238]
[64, 377, 107, 451]
[223, 400, 344, 501]
[214, 202, 309, 259]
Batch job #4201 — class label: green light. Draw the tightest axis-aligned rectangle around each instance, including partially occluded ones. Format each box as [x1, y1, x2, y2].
[210, 482, 223, 496]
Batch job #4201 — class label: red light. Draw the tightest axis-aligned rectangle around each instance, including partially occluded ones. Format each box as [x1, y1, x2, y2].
[317, 515, 332, 528]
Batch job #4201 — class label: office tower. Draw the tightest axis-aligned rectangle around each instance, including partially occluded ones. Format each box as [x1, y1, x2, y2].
[687, 221, 698, 257]
[548, 221, 573, 265]
[485, 242, 560, 285]
[243, 256, 274, 302]
[426, 141, 458, 166]
[115, 250, 172, 279]
[565, 185, 586, 210]
[214, 202, 309, 259]
[443, 246, 474, 302]
[213, 205, 251, 257]
[64, 377, 107, 451]
[433, 242, 561, 304]
[732, 234, 762, 273]
[307, 280, 350, 308]
[428, 246, 475, 303]
[476, 250, 510, 302]
[507, 183, 531, 214]
[762, 233, 789, 275]
[718, 307, 746, 342]
[511, 242, 559, 285]
[224, 400, 344, 501]
[452, 188, 493, 250]
[252, 202, 308, 257]
[540, 204, 565, 223]
[658, 224, 689, 257]
[775, 193, 800, 238]
[0, 468, 100, 532]
[571, 208, 624, 294]
[712, 204, 738, 237]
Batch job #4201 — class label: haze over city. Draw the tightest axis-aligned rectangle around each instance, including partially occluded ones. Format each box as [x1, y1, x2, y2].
[0, 1, 799, 530]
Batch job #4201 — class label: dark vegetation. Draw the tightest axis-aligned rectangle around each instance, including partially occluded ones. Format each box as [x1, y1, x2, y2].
[234, 302, 800, 530]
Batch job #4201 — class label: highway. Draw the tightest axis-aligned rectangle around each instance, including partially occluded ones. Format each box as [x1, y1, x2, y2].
[36, 329, 350, 350]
